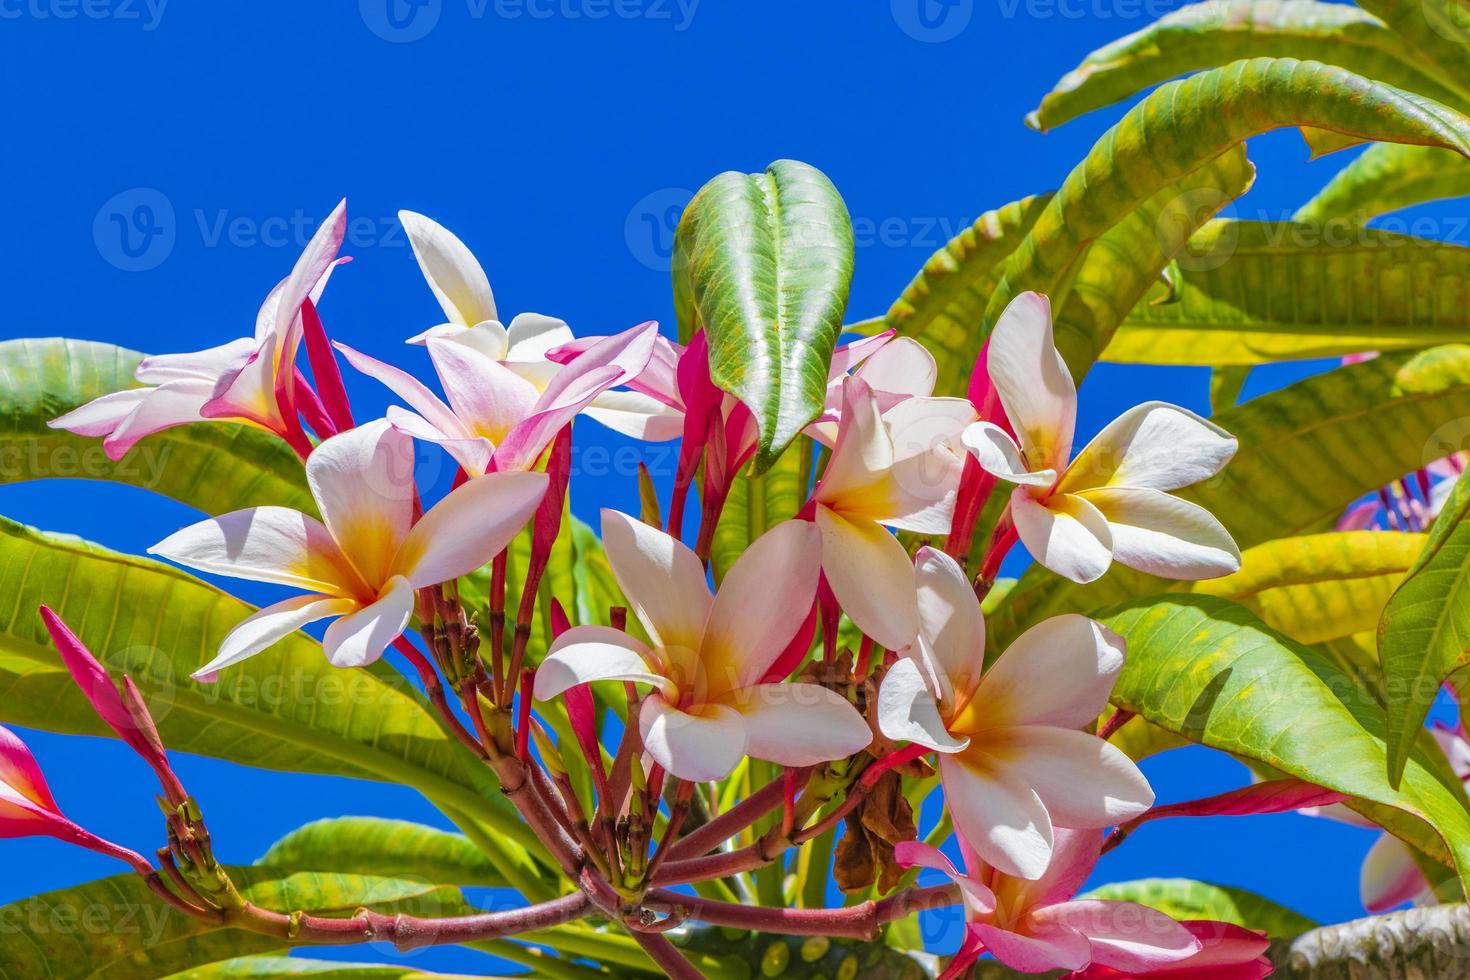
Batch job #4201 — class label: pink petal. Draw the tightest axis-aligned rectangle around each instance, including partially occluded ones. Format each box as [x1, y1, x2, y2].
[973, 614, 1125, 731]
[134, 337, 257, 384]
[829, 331, 894, 379]
[47, 389, 148, 439]
[814, 505, 918, 651]
[273, 200, 348, 340]
[599, 509, 713, 652]
[334, 342, 472, 442]
[726, 682, 872, 768]
[1124, 779, 1348, 836]
[385, 406, 494, 477]
[150, 506, 361, 596]
[986, 291, 1076, 471]
[0, 726, 59, 812]
[813, 377, 894, 506]
[202, 335, 287, 432]
[639, 697, 748, 782]
[858, 336, 937, 399]
[1361, 831, 1427, 913]
[300, 299, 354, 434]
[1012, 490, 1114, 585]
[103, 379, 218, 460]
[584, 390, 686, 441]
[39, 607, 160, 766]
[911, 547, 986, 704]
[1047, 899, 1199, 973]
[321, 576, 414, 668]
[895, 840, 998, 916]
[426, 338, 539, 442]
[307, 420, 417, 587]
[940, 750, 1055, 880]
[195, 593, 356, 680]
[394, 470, 548, 589]
[973, 914, 1091, 973]
[535, 626, 669, 700]
[400, 210, 499, 328]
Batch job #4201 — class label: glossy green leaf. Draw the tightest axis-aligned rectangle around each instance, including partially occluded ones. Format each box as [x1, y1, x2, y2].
[1355, 0, 1470, 103]
[0, 515, 542, 871]
[1101, 221, 1470, 365]
[257, 818, 505, 889]
[0, 869, 457, 980]
[1211, 365, 1251, 413]
[1101, 595, 1470, 894]
[162, 959, 485, 980]
[672, 160, 854, 471]
[1081, 878, 1317, 938]
[1028, 1, 1469, 132]
[1380, 469, 1470, 784]
[710, 441, 807, 581]
[989, 348, 1470, 643]
[1296, 143, 1470, 223]
[0, 338, 314, 515]
[993, 58, 1470, 378]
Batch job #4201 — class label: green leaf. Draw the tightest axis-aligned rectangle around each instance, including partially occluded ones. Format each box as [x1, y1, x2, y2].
[711, 441, 807, 581]
[161, 958, 485, 980]
[1296, 143, 1470, 223]
[1029, 0, 1469, 132]
[257, 818, 505, 889]
[1101, 595, 1470, 895]
[1080, 878, 1317, 938]
[0, 339, 314, 515]
[0, 514, 543, 871]
[1355, 0, 1470, 104]
[1379, 468, 1470, 784]
[673, 160, 855, 470]
[1210, 366, 1251, 413]
[989, 348, 1470, 644]
[992, 58, 1470, 378]
[1101, 222, 1470, 366]
[0, 869, 457, 980]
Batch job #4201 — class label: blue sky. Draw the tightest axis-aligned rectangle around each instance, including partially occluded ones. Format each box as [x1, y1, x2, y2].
[0, 0, 1455, 974]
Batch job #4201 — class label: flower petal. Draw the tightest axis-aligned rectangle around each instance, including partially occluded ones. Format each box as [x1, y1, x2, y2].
[1361, 832, 1427, 913]
[273, 201, 347, 340]
[400, 210, 498, 328]
[335, 343, 472, 440]
[1049, 899, 1200, 973]
[703, 520, 823, 697]
[940, 750, 1055, 880]
[877, 657, 969, 753]
[1062, 401, 1236, 495]
[385, 406, 495, 476]
[912, 547, 986, 704]
[1079, 487, 1241, 580]
[104, 379, 220, 460]
[858, 337, 937, 400]
[968, 614, 1125, 731]
[0, 726, 59, 812]
[986, 291, 1075, 471]
[980, 725, 1154, 827]
[894, 841, 998, 916]
[47, 389, 149, 439]
[307, 420, 417, 587]
[883, 396, 973, 533]
[535, 626, 670, 700]
[505, 313, 576, 361]
[727, 683, 872, 767]
[639, 697, 748, 782]
[972, 915, 1091, 973]
[395, 470, 549, 589]
[815, 506, 919, 651]
[814, 377, 894, 506]
[150, 506, 360, 596]
[584, 390, 686, 441]
[962, 421, 1055, 488]
[599, 509, 712, 652]
[134, 337, 258, 384]
[322, 576, 414, 669]
[195, 593, 356, 680]
[1012, 490, 1114, 585]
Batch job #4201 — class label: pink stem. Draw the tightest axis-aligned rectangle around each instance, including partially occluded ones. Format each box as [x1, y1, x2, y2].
[643, 883, 959, 941]
[663, 772, 795, 861]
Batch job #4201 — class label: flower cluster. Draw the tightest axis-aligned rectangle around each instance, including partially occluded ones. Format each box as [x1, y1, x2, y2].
[28, 203, 1274, 977]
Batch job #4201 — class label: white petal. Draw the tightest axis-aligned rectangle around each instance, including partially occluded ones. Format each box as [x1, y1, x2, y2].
[600, 509, 712, 652]
[407, 321, 510, 361]
[584, 390, 686, 441]
[1361, 832, 1427, 913]
[150, 507, 360, 596]
[534, 627, 669, 700]
[986, 291, 1076, 471]
[912, 547, 986, 704]
[728, 683, 873, 767]
[195, 593, 355, 680]
[322, 576, 415, 669]
[877, 657, 969, 753]
[395, 470, 549, 588]
[104, 379, 219, 459]
[961, 421, 1055, 488]
[385, 406, 495, 477]
[703, 520, 823, 697]
[1062, 401, 1237, 494]
[973, 614, 1126, 731]
[814, 378, 894, 506]
[400, 210, 498, 328]
[307, 420, 417, 587]
[135, 337, 257, 384]
[426, 338, 539, 444]
[1081, 487, 1241, 580]
[940, 751, 1055, 880]
[639, 697, 748, 782]
[982, 725, 1153, 827]
[48, 389, 148, 438]
[883, 396, 974, 532]
[505, 312, 576, 361]
[1011, 489, 1114, 585]
[857, 337, 937, 399]
[814, 506, 918, 651]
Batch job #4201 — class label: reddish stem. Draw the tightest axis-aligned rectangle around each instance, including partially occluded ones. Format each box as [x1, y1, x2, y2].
[643, 883, 958, 941]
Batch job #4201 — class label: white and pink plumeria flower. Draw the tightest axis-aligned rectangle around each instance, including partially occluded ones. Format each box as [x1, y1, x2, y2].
[533, 510, 872, 783]
[150, 419, 548, 679]
[962, 291, 1241, 585]
[50, 201, 349, 461]
[809, 377, 973, 650]
[396, 210, 684, 443]
[897, 829, 1204, 977]
[336, 320, 661, 477]
[877, 547, 1152, 879]
[806, 332, 943, 447]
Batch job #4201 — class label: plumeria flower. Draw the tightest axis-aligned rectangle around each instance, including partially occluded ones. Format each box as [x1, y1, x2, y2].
[877, 547, 1152, 878]
[1066, 921, 1273, 979]
[1, 724, 150, 871]
[397, 210, 682, 442]
[337, 321, 660, 476]
[962, 291, 1241, 584]
[50, 201, 348, 460]
[806, 333, 941, 446]
[1305, 721, 1470, 912]
[897, 829, 1201, 978]
[150, 419, 547, 678]
[533, 511, 872, 782]
[810, 377, 975, 649]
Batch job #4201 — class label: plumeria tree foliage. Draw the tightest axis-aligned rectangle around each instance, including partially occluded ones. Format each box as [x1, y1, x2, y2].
[9, 7, 1470, 976]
